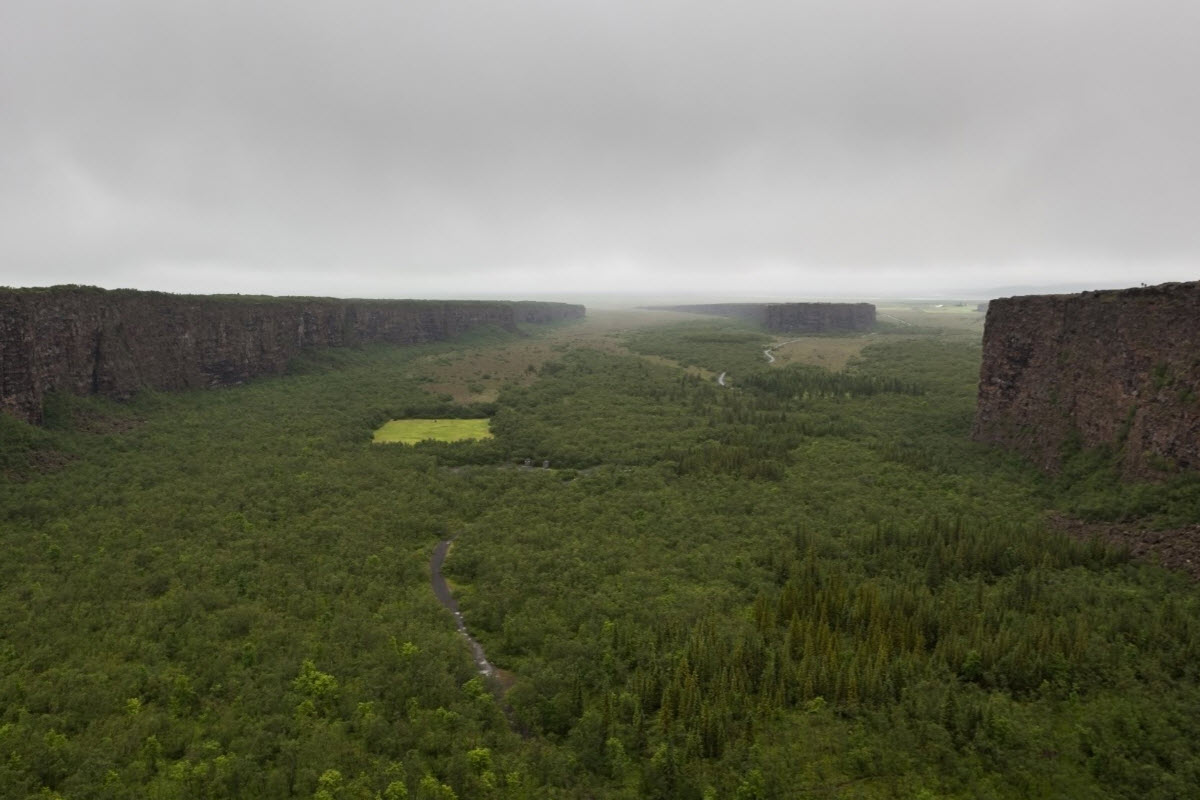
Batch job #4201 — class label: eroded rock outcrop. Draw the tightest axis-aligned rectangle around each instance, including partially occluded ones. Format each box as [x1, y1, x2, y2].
[973, 281, 1200, 477]
[647, 302, 875, 333]
[0, 286, 584, 422]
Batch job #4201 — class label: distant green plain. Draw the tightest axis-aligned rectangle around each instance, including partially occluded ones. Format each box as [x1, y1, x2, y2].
[371, 418, 492, 444]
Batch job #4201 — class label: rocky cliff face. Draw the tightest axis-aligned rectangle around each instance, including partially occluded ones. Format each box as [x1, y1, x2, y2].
[512, 301, 587, 324]
[647, 302, 875, 332]
[0, 287, 584, 423]
[973, 282, 1200, 477]
[765, 303, 875, 333]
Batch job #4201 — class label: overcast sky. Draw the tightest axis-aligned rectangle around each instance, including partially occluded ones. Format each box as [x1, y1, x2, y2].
[2, 1, 1198, 300]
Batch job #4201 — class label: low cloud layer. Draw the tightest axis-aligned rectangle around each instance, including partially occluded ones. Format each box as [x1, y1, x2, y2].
[2, 0, 1198, 298]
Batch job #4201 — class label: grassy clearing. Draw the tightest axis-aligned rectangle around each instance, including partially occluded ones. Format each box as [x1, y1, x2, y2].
[767, 335, 870, 370]
[372, 417, 493, 444]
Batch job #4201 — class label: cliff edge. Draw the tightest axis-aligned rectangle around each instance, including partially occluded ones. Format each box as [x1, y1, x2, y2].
[973, 281, 1200, 477]
[0, 286, 584, 423]
[645, 302, 875, 333]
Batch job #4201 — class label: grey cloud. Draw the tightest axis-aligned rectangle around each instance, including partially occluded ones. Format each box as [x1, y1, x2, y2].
[1, 0, 1198, 297]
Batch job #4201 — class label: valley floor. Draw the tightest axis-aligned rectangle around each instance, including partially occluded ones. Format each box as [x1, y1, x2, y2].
[2, 310, 1198, 799]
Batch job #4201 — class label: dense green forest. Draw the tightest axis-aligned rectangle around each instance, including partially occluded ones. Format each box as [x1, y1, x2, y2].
[2, 314, 1199, 798]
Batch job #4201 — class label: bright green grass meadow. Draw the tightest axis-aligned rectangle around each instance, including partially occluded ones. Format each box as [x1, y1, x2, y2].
[371, 417, 493, 444]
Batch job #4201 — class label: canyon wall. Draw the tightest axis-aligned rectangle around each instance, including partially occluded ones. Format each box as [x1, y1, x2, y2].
[648, 302, 875, 332]
[0, 286, 584, 423]
[512, 300, 588, 324]
[765, 302, 876, 333]
[973, 281, 1200, 477]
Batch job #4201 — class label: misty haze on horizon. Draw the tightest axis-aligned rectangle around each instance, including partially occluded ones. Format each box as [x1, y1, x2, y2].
[2, 1, 1198, 299]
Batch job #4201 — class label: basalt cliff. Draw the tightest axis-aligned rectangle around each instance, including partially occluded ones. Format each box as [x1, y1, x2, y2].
[973, 281, 1200, 478]
[512, 300, 586, 324]
[0, 286, 584, 423]
[647, 302, 876, 333]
